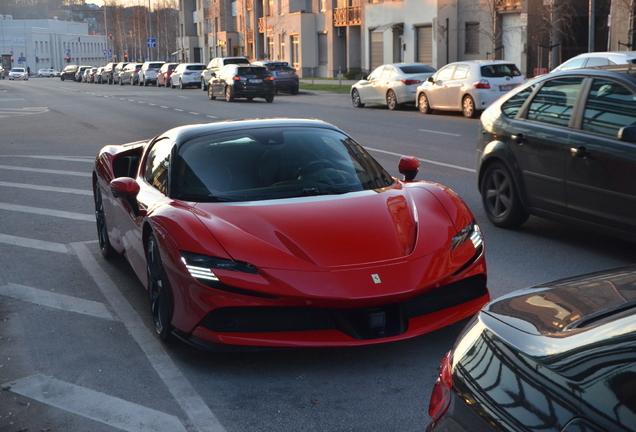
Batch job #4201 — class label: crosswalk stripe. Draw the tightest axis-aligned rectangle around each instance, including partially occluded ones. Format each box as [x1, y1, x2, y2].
[0, 203, 94, 221]
[0, 165, 92, 177]
[0, 233, 69, 253]
[0, 181, 92, 195]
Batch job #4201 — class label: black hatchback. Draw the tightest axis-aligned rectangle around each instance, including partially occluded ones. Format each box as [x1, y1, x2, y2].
[477, 65, 636, 242]
[208, 65, 276, 103]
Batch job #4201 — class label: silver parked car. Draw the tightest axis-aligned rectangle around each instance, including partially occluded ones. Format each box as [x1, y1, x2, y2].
[119, 63, 143, 86]
[416, 60, 525, 118]
[8, 67, 28, 80]
[170, 63, 205, 89]
[351, 63, 436, 110]
[552, 51, 636, 72]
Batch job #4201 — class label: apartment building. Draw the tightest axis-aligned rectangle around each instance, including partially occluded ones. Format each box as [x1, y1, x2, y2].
[178, 0, 619, 78]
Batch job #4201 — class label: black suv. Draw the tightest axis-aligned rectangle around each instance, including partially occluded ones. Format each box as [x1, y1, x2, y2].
[477, 65, 636, 241]
[252, 61, 299, 94]
[208, 65, 275, 102]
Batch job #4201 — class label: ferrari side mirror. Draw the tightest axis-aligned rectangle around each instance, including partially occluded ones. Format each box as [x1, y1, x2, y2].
[110, 177, 141, 217]
[399, 155, 420, 182]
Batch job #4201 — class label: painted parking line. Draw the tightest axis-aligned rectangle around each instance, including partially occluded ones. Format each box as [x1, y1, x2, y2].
[0, 165, 92, 177]
[1, 155, 94, 163]
[4, 374, 188, 432]
[0, 283, 115, 321]
[0, 233, 69, 253]
[0, 181, 92, 196]
[71, 242, 227, 432]
[0, 203, 93, 221]
[365, 146, 476, 173]
[418, 129, 462, 137]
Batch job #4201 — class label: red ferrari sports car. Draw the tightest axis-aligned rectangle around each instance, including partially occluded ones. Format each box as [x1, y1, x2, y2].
[93, 118, 488, 349]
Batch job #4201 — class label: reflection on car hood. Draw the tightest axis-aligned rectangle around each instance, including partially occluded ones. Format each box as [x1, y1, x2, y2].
[192, 186, 454, 269]
[484, 265, 636, 337]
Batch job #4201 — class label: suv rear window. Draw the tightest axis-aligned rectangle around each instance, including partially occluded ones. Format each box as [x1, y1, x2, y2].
[399, 65, 436, 74]
[237, 67, 270, 77]
[147, 63, 164, 69]
[480, 64, 522, 77]
[187, 65, 205, 71]
[225, 58, 249, 65]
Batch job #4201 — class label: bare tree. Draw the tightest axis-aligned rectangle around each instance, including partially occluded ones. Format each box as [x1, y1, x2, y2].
[529, 0, 578, 69]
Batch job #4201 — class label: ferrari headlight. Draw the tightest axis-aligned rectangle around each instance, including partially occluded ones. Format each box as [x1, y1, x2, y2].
[450, 222, 483, 250]
[180, 251, 258, 283]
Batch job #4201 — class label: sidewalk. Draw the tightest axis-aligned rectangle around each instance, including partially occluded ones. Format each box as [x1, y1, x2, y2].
[299, 78, 358, 86]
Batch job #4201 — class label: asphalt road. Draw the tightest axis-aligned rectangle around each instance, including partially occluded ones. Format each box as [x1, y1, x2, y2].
[1, 77, 635, 432]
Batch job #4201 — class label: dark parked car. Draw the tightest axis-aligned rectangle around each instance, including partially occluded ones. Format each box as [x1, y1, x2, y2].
[477, 65, 636, 242]
[252, 61, 299, 94]
[60, 65, 78, 81]
[208, 64, 275, 102]
[427, 265, 636, 432]
[201, 56, 250, 90]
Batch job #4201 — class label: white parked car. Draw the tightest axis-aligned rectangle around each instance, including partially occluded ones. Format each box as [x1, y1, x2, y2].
[8, 67, 29, 80]
[551, 51, 636, 72]
[37, 68, 59, 77]
[350, 63, 436, 110]
[138, 61, 165, 86]
[416, 60, 525, 118]
[170, 63, 205, 89]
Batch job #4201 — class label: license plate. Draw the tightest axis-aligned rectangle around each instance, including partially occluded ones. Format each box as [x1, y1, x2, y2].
[250, 79, 262, 83]
[499, 84, 515, 91]
[277, 72, 289, 76]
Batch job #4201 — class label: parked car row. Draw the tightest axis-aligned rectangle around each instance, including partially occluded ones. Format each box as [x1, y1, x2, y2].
[57, 57, 300, 100]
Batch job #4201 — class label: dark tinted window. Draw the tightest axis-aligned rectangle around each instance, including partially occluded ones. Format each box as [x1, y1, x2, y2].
[398, 64, 436, 74]
[237, 67, 270, 77]
[582, 79, 636, 137]
[148, 62, 164, 69]
[480, 64, 521, 77]
[224, 58, 249, 65]
[173, 127, 394, 202]
[144, 138, 173, 195]
[501, 85, 535, 118]
[186, 65, 205, 71]
[527, 77, 583, 127]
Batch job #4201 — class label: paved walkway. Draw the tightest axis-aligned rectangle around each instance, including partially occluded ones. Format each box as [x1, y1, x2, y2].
[299, 78, 358, 86]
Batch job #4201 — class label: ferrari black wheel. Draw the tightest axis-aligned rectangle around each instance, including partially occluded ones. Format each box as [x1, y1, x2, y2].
[94, 186, 117, 259]
[481, 161, 529, 228]
[146, 233, 174, 341]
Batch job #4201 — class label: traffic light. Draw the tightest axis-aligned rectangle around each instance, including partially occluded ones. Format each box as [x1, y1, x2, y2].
[66, 56, 71, 63]
[124, 54, 128, 59]
[109, 33, 113, 40]
[35, 56, 39, 63]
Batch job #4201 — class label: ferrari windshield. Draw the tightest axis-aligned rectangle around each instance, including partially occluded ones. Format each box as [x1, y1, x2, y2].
[172, 126, 394, 202]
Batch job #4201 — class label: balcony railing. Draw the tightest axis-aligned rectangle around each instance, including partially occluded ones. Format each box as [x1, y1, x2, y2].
[333, 6, 361, 27]
[246, 28, 254, 43]
[258, 17, 273, 33]
[496, 0, 521, 13]
[204, 7, 214, 19]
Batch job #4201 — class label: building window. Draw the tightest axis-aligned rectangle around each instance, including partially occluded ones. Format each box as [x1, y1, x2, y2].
[278, 33, 286, 60]
[465, 22, 479, 54]
[291, 35, 299, 68]
[268, 35, 274, 60]
[321, 0, 326, 11]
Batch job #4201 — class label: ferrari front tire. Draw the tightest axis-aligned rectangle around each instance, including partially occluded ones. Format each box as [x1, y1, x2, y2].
[146, 233, 174, 341]
[94, 187, 117, 259]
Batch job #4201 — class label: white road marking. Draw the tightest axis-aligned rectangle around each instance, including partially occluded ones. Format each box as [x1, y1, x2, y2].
[206, 115, 218, 119]
[0, 203, 94, 221]
[0, 165, 92, 177]
[4, 374, 188, 432]
[189, 112, 199, 115]
[161, 106, 169, 109]
[0, 107, 50, 118]
[71, 242, 227, 432]
[0, 181, 92, 196]
[0, 233, 69, 253]
[418, 128, 462, 137]
[0, 283, 115, 321]
[365, 147, 476, 173]
[0, 155, 94, 162]
[174, 108, 184, 111]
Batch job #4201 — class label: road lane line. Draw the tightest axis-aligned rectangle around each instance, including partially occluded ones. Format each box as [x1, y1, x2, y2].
[0, 283, 115, 320]
[4, 374, 188, 432]
[418, 129, 462, 137]
[365, 147, 476, 173]
[0, 155, 94, 163]
[0, 181, 92, 195]
[0, 233, 69, 253]
[0, 165, 92, 177]
[0, 203, 94, 221]
[71, 242, 227, 432]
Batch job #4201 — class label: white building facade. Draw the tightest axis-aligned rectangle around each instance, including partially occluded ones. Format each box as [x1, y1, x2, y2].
[0, 17, 107, 73]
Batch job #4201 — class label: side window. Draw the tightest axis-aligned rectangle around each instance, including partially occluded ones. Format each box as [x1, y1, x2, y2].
[501, 85, 535, 118]
[435, 65, 455, 81]
[381, 66, 395, 78]
[526, 77, 583, 127]
[559, 57, 586, 70]
[582, 79, 636, 137]
[585, 57, 610, 68]
[453, 64, 470, 80]
[367, 65, 383, 80]
[144, 138, 174, 195]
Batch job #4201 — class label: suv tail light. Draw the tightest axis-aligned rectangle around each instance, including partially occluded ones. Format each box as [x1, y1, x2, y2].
[401, 79, 422, 85]
[428, 351, 453, 421]
[473, 79, 490, 89]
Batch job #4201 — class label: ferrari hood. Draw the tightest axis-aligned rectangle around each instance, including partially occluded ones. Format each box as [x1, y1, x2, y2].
[193, 187, 456, 269]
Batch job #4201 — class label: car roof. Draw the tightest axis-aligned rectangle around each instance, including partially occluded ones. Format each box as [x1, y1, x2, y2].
[165, 118, 340, 147]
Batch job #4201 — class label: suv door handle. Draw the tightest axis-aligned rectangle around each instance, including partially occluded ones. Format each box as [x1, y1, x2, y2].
[511, 133, 526, 144]
[570, 146, 589, 158]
